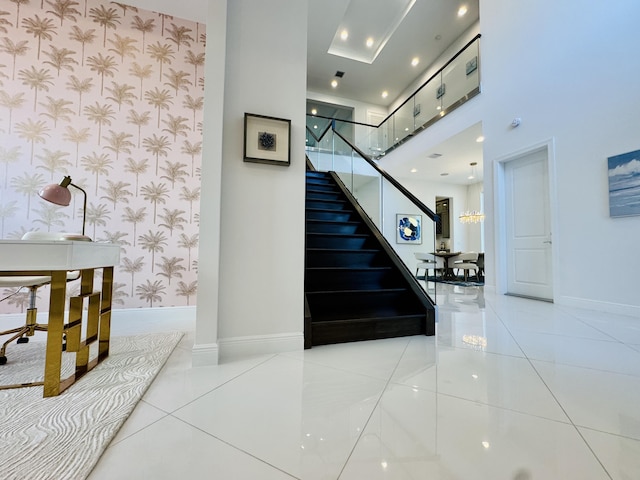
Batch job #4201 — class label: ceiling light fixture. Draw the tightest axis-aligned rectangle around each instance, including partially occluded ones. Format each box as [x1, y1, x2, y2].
[476, 135, 484, 143]
[381, 91, 388, 98]
[311, 108, 317, 115]
[411, 57, 419, 67]
[458, 6, 468, 17]
[366, 37, 374, 48]
[331, 79, 338, 88]
[340, 29, 349, 41]
[410, 168, 417, 173]
[468, 161, 476, 180]
[459, 162, 485, 224]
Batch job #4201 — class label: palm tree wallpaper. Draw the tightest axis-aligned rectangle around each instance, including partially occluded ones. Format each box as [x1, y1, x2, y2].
[0, 0, 205, 312]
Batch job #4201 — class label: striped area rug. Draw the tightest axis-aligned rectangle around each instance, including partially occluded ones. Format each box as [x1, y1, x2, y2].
[0, 332, 183, 480]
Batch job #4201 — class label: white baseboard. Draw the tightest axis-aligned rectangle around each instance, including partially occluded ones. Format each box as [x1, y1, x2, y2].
[192, 342, 220, 366]
[557, 296, 640, 318]
[218, 332, 304, 361]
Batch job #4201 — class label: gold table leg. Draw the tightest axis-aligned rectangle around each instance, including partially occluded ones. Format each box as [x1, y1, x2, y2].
[43, 270, 67, 397]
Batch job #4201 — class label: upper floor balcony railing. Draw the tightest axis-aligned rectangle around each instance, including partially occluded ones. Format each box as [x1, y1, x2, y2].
[306, 34, 481, 159]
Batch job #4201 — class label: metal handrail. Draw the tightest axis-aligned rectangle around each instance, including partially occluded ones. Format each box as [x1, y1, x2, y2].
[322, 122, 438, 223]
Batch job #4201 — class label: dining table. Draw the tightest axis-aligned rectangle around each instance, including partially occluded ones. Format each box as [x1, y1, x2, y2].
[432, 251, 461, 279]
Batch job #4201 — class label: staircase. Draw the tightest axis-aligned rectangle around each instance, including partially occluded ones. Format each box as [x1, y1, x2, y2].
[304, 170, 435, 348]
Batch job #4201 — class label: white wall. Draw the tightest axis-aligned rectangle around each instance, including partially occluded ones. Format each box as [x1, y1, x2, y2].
[480, 0, 640, 314]
[384, 179, 469, 271]
[193, 0, 227, 363]
[213, 0, 308, 358]
[382, 1, 640, 315]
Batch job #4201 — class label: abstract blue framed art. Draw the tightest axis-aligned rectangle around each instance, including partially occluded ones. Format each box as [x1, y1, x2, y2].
[608, 148, 640, 217]
[396, 214, 422, 244]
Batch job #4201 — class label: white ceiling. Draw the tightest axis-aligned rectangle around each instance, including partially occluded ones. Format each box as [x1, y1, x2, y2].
[384, 122, 484, 185]
[307, 0, 479, 108]
[307, 0, 483, 186]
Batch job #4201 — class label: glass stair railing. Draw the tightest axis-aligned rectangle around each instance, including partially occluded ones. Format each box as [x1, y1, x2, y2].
[306, 125, 442, 304]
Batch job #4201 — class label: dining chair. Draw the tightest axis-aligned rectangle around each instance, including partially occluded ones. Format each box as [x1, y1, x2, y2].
[414, 253, 444, 279]
[0, 232, 81, 366]
[450, 252, 479, 281]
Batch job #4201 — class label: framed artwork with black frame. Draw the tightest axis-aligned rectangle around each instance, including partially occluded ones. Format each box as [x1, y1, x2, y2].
[396, 213, 422, 244]
[243, 113, 291, 166]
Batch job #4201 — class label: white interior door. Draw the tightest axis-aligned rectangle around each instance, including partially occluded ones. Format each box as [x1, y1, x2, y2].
[504, 149, 553, 300]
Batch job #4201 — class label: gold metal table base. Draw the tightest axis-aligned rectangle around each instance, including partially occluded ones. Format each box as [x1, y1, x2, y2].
[0, 266, 114, 397]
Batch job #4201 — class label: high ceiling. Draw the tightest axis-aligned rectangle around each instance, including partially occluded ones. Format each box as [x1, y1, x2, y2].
[307, 0, 479, 108]
[307, 0, 482, 186]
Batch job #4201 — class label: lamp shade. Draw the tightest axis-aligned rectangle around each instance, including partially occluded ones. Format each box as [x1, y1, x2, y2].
[38, 175, 88, 238]
[39, 182, 72, 206]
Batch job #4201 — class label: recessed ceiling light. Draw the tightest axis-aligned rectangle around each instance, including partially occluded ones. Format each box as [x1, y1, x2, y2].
[340, 29, 349, 41]
[410, 168, 417, 173]
[313, 125, 318, 129]
[404, 127, 409, 131]
[436, 105, 441, 110]
[476, 135, 484, 143]
[411, 57, 419, 67]
[381, 91, 388, 98]
[366, 37, 374, 48]
[458, 6, 468, 17]
[331, 79, 338, 88]
[311, 108, 317, 115]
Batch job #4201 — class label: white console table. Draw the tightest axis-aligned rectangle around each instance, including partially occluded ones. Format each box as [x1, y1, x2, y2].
[0, 240, 120, 397]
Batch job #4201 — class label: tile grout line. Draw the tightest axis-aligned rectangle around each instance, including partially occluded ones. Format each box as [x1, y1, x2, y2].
[487, 300, 614, 480]
[335, 337, 414, 480]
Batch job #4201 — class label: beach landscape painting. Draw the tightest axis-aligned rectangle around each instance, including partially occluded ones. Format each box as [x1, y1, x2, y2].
[608, 149, 640, 217]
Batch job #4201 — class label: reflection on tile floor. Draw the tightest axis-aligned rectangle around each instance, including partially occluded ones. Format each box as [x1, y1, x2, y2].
[88, 284, 640, 479]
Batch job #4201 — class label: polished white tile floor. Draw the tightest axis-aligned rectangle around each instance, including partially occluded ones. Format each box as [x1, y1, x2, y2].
[88, 284, 640, 479]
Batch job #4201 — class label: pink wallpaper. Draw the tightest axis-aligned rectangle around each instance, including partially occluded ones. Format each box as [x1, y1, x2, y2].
[0, 0, 205, 312]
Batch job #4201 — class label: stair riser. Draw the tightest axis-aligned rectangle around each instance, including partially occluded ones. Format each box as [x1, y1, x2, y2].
[305, 200, 347, 210]
[306, 191, 342, 201]
[305, 183, 338, 193]
[305, 251, 383, 268]
[311, 316, 426, 346]
[306, 178, 334, 187]
[306, 235, 370, 249]
[305, 270, 400, 291]
[306, 210, 355, 222]
[306, 290, 423, 320]
[305, 223, 360, 234]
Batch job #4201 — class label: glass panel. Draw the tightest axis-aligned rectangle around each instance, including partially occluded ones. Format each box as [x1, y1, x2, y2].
[414, 73, 443, 129]
[391, 101, 413, 145]
[380, 177, 438, 299]
[351, 156, 383, 230]
[441, 40, 479, 112]
[310, 127, 439, 302]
